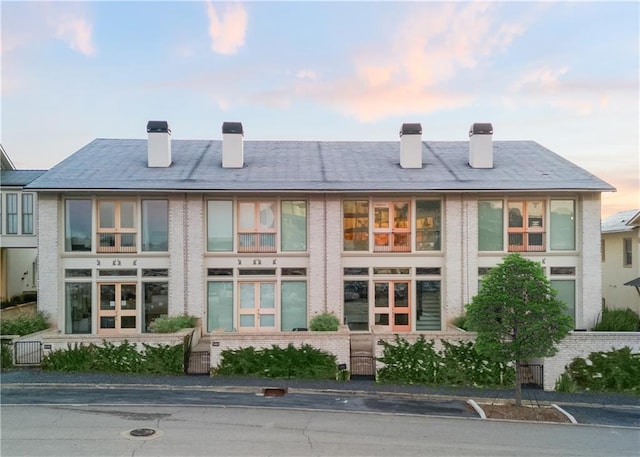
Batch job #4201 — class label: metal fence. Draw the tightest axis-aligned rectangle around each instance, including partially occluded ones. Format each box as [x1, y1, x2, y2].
[519, 363, 544, 388]
[350, 355, 376, 378]
[186, 351, 210, 375]
[14, 341, 43, 365]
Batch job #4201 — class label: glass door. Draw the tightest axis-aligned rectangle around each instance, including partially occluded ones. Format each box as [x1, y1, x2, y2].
[238, 282, 277, 331]
[98, 283, 137, 335]
[374, 281, 411, 331]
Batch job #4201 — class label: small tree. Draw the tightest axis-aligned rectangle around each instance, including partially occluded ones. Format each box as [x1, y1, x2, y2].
[466, 253, 573, 405]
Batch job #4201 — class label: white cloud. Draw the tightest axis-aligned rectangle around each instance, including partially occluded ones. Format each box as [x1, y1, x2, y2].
[1, 3, 96, 57]
[205, 1, 248, 55]
[295, 69, 318, 81]
[53, 15, 96, 56]
[296, 3, 526, 121]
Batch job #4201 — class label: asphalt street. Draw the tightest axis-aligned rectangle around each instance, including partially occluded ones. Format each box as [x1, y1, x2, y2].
[2, 404, 639, 457]
[1, 369, 639, 427]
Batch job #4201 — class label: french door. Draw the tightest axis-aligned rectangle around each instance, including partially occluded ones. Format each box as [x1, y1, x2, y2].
[374, 281, 411, 331]
[238, 282, 277, 331]
[98, 283, 138, 335]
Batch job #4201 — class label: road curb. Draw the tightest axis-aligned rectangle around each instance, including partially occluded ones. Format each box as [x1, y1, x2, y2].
[552, 403, 578, 424]
[467, 399, 486, 419]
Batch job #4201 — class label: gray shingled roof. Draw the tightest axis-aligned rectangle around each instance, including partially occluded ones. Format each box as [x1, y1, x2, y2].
[601, 209, 640, 233]
[1, 170, 47, 187]
[26, 138, 614, 193]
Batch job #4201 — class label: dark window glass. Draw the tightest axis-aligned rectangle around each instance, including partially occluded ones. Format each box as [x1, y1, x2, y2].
[65, 269, 92, 278]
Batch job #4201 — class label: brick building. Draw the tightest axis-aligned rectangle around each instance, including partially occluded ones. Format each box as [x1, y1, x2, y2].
[26, 121, 613, 339]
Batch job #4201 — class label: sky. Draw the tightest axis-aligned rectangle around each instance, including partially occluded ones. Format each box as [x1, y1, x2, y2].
[1, 1, 638, 217]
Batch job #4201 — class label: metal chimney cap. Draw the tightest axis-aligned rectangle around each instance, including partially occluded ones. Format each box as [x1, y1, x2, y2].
[469, 123, 493, 136]
[222, 122, 244, 134]
[146, 121, 171, 134]
[400, 123, 423, 136]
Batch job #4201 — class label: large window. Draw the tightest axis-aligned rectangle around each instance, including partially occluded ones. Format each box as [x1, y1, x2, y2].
[6, 193, 17, 234]
[281, 201, 307, 251]
[416, 200, 441, 251]
[416, 280, 441, 331]
[207, 282, 233, 332]
[343, 200, 369, 251]
[551, 280, 575, 325]
[142, 282, 168, 332]
[238, 202, 276, 253]
[22, 194, 34, 234]
[623, 238, 633, 267]
[98, 201, 136, 253]
[344, 280, 369, 330]
[373, 202, 410, 252]
[478, 200, 503, 251]
[208, 201, 233, 251]
[550, 200, 575, 250]
[479, 199, 575, 253]
[65, 283, 92, 334]
[507, 201, 545, 252]
[207, 199, 308, 253]
[281, 281, 307, 330]
[344, 199, 442, 252]
[65, 199, 92, 251]
[141, 200, 168, 251]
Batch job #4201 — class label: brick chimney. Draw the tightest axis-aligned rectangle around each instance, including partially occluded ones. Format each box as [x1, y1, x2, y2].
[469, 123, 493, 169]
[222, 122, 244, 168]
[146, 121, 171, 167]
[400, 123, 423, 169]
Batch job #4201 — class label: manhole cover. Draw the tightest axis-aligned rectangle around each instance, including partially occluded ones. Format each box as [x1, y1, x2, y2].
[130, 428, 156, 437]
[121, 428, 164, 441]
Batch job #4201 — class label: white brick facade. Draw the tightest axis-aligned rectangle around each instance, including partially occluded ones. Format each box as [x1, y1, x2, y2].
[579, 194, 603, 329]
[543, 332, 640, 390]
[36, 194, 60, 328]
[210, 329, 351, 371]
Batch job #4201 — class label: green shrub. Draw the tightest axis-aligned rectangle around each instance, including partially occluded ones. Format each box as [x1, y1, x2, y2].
[142, 343, 184, 374]
[562, 347, 640, 394]
[0, 311, 48, 336]
[452, 315, 474, 331]
[1, 342, 13, 369]
[592, 308, 640, 332]
[41, 343, 93, 372]
[377, 335, 514, 387]
[555, 373, 577, 393]
[214, 343, 337, 380]
[309, 312, 340, 331]
[42, 340, 184, 375]
[149, 314, 197, 333]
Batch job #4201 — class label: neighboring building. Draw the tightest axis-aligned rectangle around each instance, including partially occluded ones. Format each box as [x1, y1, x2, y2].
[25, 121, 614, 338]
[601, 209, 640, 314]
[0, 145, 46, 302]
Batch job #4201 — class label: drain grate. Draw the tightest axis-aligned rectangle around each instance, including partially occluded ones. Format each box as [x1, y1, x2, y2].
[130, 428, 156, 437]
[263, 387, 287, 397]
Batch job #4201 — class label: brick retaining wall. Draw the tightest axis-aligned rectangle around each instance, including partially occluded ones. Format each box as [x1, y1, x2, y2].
[543, 332, 640, 391]
[209, 328, 351, 371]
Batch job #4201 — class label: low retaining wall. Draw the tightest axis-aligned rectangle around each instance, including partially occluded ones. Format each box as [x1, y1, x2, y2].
[0, 302, 37, 320]
[209, 329, 351, 371]
[40, 328, 197, 356]
[543, 332, 640, 391]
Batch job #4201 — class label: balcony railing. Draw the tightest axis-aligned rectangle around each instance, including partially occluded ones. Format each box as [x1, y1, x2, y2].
[508, 232, 545, 252]
[373, 233, 411, 252]
[97, 232, 137, 253]
[238, 232, 276, 253]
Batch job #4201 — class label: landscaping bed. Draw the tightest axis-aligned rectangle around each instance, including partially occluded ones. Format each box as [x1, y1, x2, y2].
[477, 403, 571, 423]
